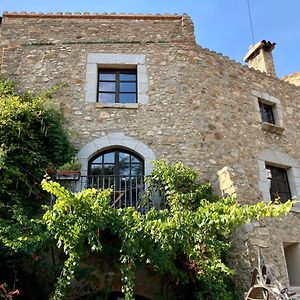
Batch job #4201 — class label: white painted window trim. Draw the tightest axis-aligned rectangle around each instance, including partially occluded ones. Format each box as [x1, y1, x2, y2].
[77, 132, 155, 177]
[85, 53, 149, 105]
[257, 149, 300, 212]
[252, 90, 284, 130]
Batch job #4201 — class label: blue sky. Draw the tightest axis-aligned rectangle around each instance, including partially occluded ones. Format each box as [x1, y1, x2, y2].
[0, 0, 299, 78]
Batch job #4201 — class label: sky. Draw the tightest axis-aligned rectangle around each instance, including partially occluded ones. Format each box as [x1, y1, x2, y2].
[0, 0, 299, 78]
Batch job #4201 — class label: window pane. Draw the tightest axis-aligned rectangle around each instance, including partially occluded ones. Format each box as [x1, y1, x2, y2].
[92, 156, 103, 164]
[102, 164, 114, 176]
[104, 152, 115, 163]
[120, 82, 136, 92]
[131, 164, 143, 176]
[90, 165, 103, 175]
[278, 193, 290, 203]
[99, 93, 115, 103]
[99, 82, 115, 92]
[131, 156, 140, 163]
[120, 73, 136, 81]
[267, 165, 291, 203]
[119, 164, 130, 176]
[99, 73, 115, 81]
[259, 102, 274, 124]
[119, 93, 136, 103]
[119, 152, 130, 163]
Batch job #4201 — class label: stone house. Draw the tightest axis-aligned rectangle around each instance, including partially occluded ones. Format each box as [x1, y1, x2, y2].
[0, 11, 300, 299]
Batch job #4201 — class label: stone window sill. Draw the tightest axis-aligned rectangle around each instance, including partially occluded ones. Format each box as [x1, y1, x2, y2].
[261, 122, 285, 134]
[95, 103, 139, 109]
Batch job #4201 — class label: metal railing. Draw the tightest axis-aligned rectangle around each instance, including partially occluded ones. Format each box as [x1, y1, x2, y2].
[59, 175, 146, 209]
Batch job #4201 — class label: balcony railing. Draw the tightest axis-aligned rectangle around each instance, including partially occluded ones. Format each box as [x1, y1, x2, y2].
[57, 175, 147, 209]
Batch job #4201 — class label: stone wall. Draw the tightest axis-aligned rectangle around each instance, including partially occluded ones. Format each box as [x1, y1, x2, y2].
[1, 12, 300, 298]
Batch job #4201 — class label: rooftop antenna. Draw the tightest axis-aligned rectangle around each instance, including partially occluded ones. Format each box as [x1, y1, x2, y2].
[247, 0, 255, 45]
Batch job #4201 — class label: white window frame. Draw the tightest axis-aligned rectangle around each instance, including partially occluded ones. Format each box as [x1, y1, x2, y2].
[85, 53, 149, 106]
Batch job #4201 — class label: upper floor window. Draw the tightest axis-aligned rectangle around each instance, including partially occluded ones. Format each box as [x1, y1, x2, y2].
[259, 101, 275, 124]
[252, 91, 284, 134]
[266, 165, 291, 203]
[85, 53, 149, 105]
[98, 69, 137, 104]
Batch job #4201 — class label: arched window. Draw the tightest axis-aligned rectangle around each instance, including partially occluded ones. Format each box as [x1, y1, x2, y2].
[88, 148, 144, 208]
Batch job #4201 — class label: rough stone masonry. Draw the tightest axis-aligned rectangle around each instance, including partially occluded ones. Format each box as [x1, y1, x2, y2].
[1, 11, 300, 298]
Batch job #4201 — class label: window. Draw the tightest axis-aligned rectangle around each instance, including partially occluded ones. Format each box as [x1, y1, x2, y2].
[85, 53, 149, 105]
[88, 149, 144, 208]
[98, 69, 137, 103]
[266, 165, 291, 202]
[259, 101, 275, 124]
[252, 91, 285, 134]
[89, 149, 143, 177]
[284, 242, 300, 291]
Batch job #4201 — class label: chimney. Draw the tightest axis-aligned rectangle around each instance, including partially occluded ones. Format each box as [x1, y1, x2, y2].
[243, 40, 276, 77]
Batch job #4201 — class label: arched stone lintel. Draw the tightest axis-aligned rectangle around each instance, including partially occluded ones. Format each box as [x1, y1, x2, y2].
[77, 132, 156, 176]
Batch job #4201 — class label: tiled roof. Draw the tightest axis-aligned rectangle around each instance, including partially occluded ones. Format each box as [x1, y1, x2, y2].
[2, 11, 186, 20]
[281, 71, 300, 81]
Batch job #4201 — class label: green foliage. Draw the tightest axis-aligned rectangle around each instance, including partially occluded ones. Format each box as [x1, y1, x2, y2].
[0, 76, 76, 298]
[57, 157, 81, 171]
[0, 76, 76, 213]
[40, 160, 293, 300]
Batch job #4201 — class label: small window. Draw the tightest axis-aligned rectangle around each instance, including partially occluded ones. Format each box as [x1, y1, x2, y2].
[259, 101, 275, 124]
[98, 69, 137, 103]
[266, 165, 291, 202]
[284, 243, 300, 290]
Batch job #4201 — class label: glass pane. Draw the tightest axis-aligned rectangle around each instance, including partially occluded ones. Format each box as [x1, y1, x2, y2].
[278, 193, 289, 203]
[120, 82, 136, 92]
[119, 163, 130, 176]
[131, 164, 143, 176]
[104, 152, 115, 163]
[120, 73, 136, 81]
[131, 155, 141, 163]
[99, 73, 115, 81]
[102, 164, 114, 176]
[119, 152, 130, 163]
[99, 82, 115, 92]
[92, 156, 103, 164]
[119, 93, 136, 103]
[99, 93, 115, 103]
[90, 165, 103, 175]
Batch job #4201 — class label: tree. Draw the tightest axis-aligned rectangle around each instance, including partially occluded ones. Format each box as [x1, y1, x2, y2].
[0, 77, 76, 298]
[0, 77, 75, 215]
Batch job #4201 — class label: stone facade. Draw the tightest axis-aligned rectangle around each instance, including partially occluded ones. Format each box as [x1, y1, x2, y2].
[1, 11, 300, 298]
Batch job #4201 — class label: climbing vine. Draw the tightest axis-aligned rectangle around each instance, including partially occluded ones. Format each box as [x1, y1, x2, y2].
[0, 77, 294, 299]
[41, 160, 293, 300]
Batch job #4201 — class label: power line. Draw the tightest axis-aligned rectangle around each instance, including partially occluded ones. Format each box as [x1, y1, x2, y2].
[247, 0, 255, 45]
